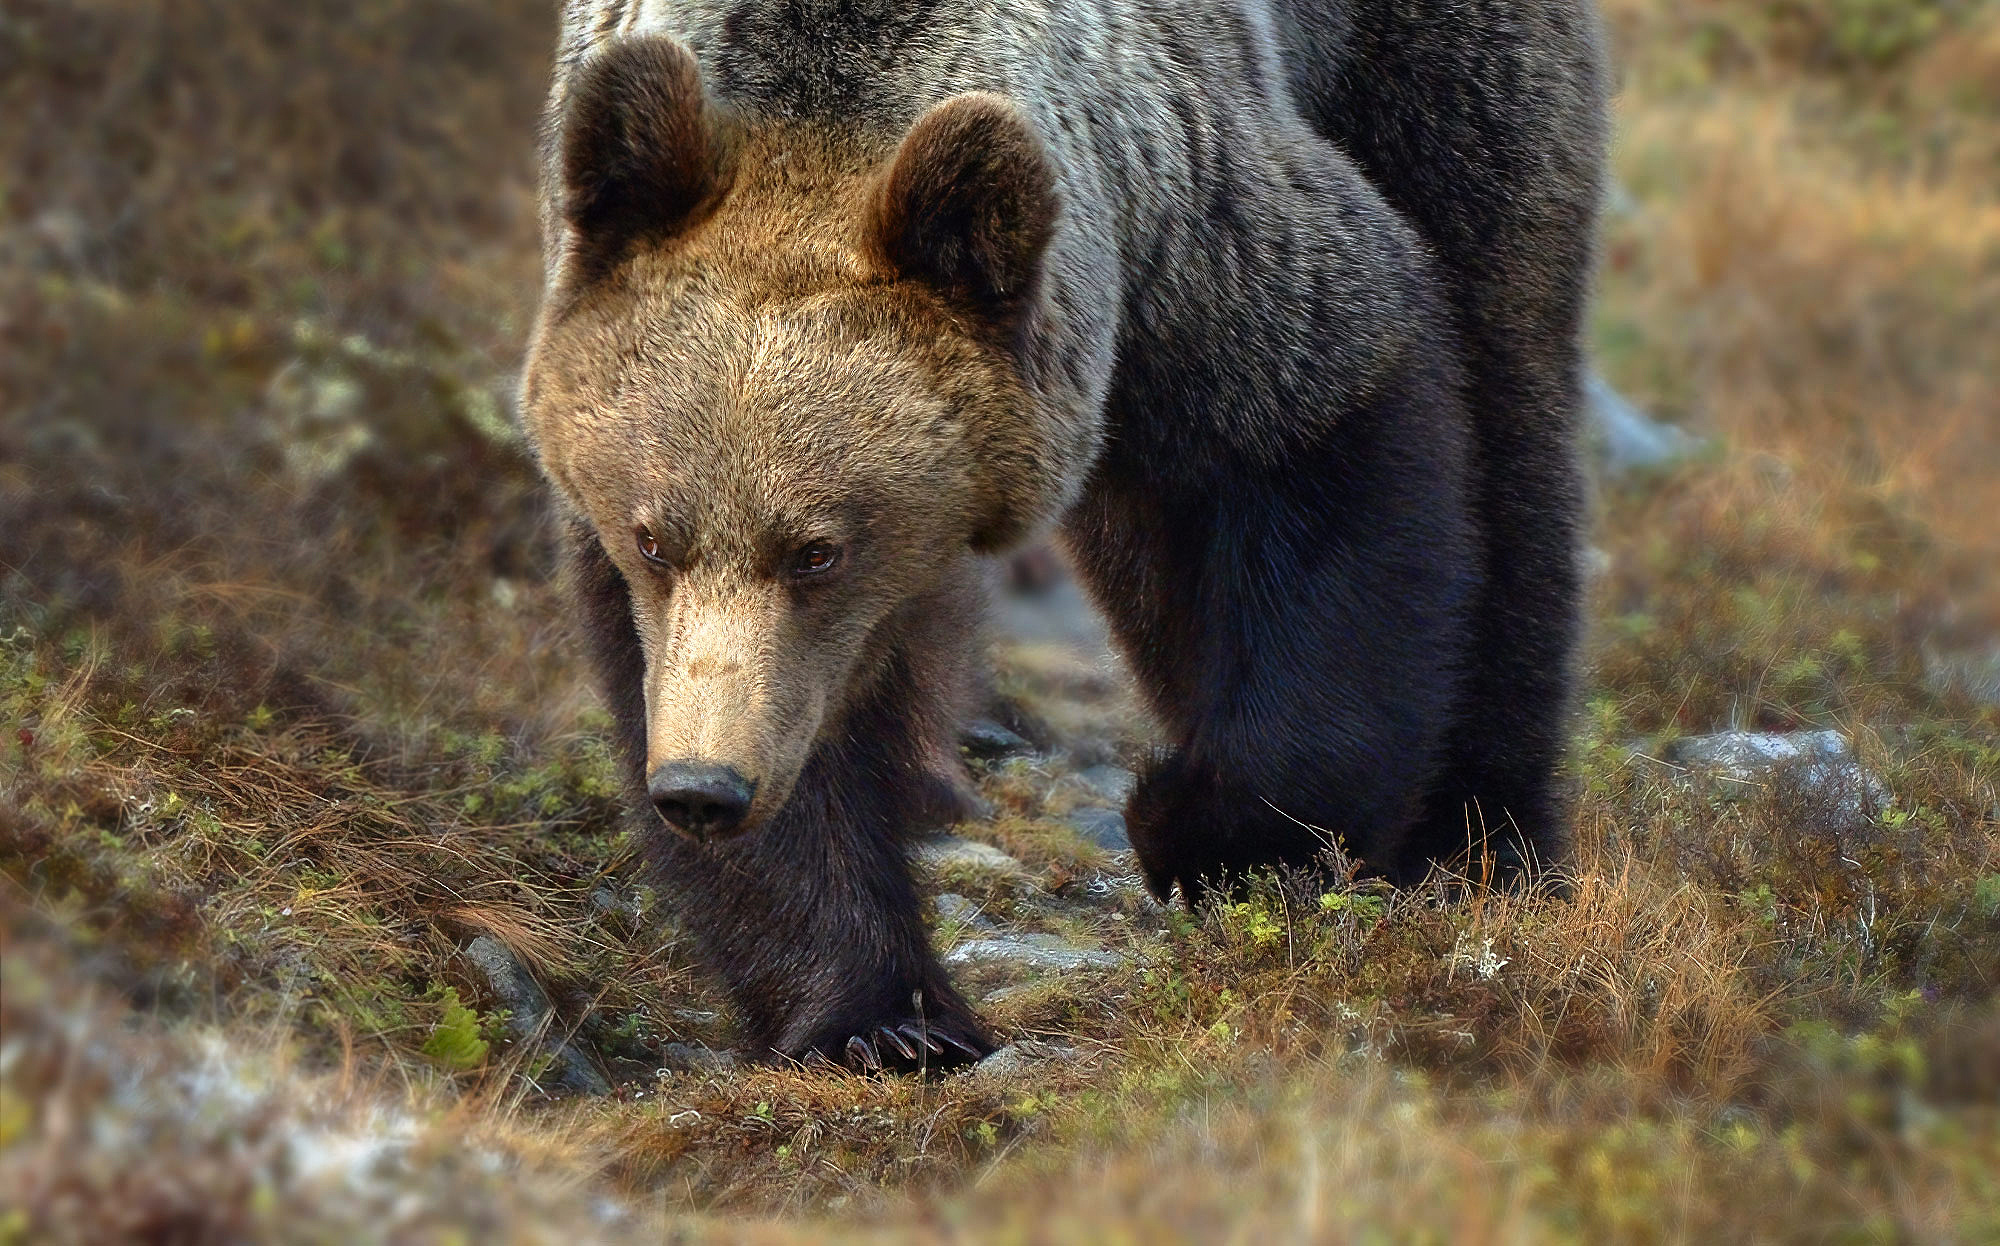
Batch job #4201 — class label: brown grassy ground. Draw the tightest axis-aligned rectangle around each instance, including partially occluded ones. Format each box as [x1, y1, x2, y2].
[3, 1, 1998, 1241]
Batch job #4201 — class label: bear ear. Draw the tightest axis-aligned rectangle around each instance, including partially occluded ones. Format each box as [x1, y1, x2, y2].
[560, 37, 722, 277]
[869, 94, 1058, 329]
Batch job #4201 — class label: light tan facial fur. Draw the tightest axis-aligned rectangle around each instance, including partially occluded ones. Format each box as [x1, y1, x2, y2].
[524, 77, 1052, 832]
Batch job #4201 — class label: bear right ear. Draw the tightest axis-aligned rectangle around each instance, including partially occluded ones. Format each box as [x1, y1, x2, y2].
[560, 37, 722, 277]
[869, 94, 1059, 332]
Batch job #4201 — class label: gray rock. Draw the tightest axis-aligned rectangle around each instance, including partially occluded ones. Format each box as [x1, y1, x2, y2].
[934, 892, 998, 931]
[588, 886, 644, 931]
[1925, 642, 2000, 709]
[1603, 177, 1640, 220]
[979, 981, 1043, 1007]
[917, 835, 1026, 875]
[959, 718, 1034, 760]
[265, 360, 373, 483]
[973, 1040, 1080, 1079]
[1588, 371, 1700, 475]
[658, 1041, 739, 1074]
[956, 790, 1000, 822]
[991, 574, 1117, 660]
[464, 935, 543, 1015]
[1065, 806, 1131, 851]
[1667, 728, 1849, 770]
[463, 935, 610, 1096]
[1081, 868, 1161, 910]
[1580, 545, 1613, 583]
[944, 933, 1125, 973]
[1663, 729, 1888, 822]
[1073, 764, 1138, 803]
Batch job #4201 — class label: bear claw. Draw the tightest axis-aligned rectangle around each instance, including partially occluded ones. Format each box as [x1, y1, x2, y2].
[880, 1025, 922, 1061]
[844, 1034, 883, 1071]
[834, 1019, 989, 1074]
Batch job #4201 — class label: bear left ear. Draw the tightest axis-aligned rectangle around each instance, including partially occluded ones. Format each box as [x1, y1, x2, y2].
[869, 94, 1059, 330]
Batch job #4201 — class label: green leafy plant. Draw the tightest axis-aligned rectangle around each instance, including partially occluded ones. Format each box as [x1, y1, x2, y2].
[420, 987, 489, 1072]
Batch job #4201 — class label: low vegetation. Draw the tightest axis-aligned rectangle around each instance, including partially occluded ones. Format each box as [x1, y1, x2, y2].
[2, 1, 1996, 1240]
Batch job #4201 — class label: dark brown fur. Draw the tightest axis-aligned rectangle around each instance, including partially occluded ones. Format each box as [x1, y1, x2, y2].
[868, 95, 1060, 331]
[559, 39, 730, 278]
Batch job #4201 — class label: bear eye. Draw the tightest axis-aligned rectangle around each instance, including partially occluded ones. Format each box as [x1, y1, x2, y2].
[790, 542, 842, 579]
[635, 526, 667, 565]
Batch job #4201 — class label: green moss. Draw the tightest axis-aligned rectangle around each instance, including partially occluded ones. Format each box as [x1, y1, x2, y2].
[1975, 875, 2000, 919]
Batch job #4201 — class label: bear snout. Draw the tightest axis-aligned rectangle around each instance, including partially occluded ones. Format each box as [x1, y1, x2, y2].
[648, 762, 758, 840]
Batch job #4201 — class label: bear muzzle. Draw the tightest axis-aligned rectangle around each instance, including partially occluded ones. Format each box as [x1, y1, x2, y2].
[647, 761, 758, 840]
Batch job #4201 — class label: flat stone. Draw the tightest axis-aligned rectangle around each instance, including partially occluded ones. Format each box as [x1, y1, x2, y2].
[917, 834, 1025, 875]
[1588, 370, 1700, 475]
[463, 935, 609, 1096]
[980, 982, 1043, 1007]
[1081, 868, 1161, 910]
[934, 892, 998, 931]
[464, 935, 546, 1016]
[1580, 545, 1613, 583]
[1065, 806, 1131, 851]
[1662, 729, 1887, 822]
[959, 718, 1034, 760]
[1073, 764, 1138, 803]
[944, 933, 1124, 973]
[1603, 177, 1640, 220]
[1925, 642, 2000, 709]
[1667, 728, 1852, 769]
[589, 886, 643, 931]
[658, 1041, 739, 1074]
[991, 574, 1118, 661]
[973, 1040, 1079, 1079]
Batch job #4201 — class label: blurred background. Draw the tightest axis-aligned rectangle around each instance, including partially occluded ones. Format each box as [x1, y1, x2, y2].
[2, 2, 1997, 1241]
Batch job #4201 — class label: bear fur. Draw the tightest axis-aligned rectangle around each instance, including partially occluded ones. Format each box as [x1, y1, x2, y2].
[520, 0, 1607, 1070]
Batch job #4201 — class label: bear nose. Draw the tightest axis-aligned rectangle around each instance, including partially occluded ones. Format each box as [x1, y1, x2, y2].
[647, 762, 756, 839]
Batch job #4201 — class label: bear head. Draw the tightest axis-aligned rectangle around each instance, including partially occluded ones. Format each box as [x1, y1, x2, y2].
[520, 37, 1060, 838]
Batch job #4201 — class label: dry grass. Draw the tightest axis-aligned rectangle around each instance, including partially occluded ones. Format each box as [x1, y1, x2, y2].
[4, 0, 2000, 1241]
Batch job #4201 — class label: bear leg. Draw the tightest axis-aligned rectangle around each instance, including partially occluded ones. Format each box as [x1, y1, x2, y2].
[564, 518, 993, 1071]
[1124, 750, 1355, 905]
[1404, 357, 1585, 890]
[637, 732, 995, 1072]
[1066, 444, 1477, 903]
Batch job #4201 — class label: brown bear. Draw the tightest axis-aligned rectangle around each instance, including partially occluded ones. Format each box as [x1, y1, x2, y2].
[519, 0, 1607, 1071]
